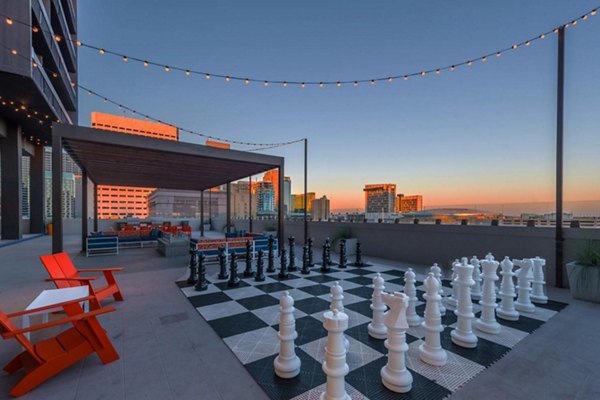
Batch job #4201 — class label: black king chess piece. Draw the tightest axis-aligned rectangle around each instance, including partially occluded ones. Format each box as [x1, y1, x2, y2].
[339, 239, 347, 269]
[321, 242, 330, 272]
[255, 250, 266, 282]
[194, 253, 208, 291]
[243, 240, 254, 277]
[355, 241, 364, 267]
[288, 236, 297, 272]
[301, 245, 311, 274]
[267, 235, 276, 273]
[227, 252, 240, 287]
[217, 245, 229, 280]
[187, 248, 198, 284]
[279, 247, 289, 279]
[308, 237, 314, 267]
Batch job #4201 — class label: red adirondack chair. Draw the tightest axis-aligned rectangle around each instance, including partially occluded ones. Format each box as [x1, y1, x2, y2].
[40, 252, 124, 310]
[0, 297, 119, 397]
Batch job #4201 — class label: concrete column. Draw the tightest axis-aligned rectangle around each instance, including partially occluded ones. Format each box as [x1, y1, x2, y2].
[93, 182, 98, 232]
[0, 122, 23, 239]
[81, 171, 88, 253]
[52, 135, 63, 253]
[29, 145, 45, 233]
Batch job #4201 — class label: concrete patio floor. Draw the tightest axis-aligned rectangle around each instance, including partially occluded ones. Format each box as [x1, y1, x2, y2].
[0, 234, 599, 399]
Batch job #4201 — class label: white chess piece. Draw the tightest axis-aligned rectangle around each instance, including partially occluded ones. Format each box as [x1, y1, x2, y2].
[380, 292, 413, 393]
[430, 263, 446, 316]
[475, 259, 502, 334]
[320, 309, 350, 400]
[451, 259, 478, 348]
[497, 257, 519, 321]
[330, 282, 350, 351]
[514, 259, 535, 313]
[368, 273, 388, 339]
[274, 291, 301, 378]
[470, 256, 483, 301]
[531, 256, 548, 304]
[419, 273, 447, 366]
[485, 252, 499, 294]
[403, 269, 422, 327]
[445, 260, 460, 309]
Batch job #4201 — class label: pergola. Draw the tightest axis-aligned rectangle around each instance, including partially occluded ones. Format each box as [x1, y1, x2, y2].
[51, 123, 285, 254]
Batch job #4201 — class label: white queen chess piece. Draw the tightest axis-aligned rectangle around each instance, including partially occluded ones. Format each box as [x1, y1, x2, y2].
[531, 256, 548, 304]
[320, 309, 350, 400]
[475, 258, 502, 334]
[514, 259, 535, 313]
[497, 257, 520, 321]
[274, 291, 301, 378]
[404, 268, 422, 327]
[368, 273, 388, 339]
[419, 273, 448, 366]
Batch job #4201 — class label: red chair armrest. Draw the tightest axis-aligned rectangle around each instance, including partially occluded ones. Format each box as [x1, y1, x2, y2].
[7, 296, 97, 318]
[46, 276, 97, 282]
[78, 267, 124, 272]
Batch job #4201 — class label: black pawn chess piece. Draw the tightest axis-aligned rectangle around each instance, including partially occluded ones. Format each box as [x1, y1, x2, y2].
[255, 250, 266, 282]
[217, 245, 229, 280]
[279, 248, 289, 279]
[194, 253, 208, 291]
[227, 252, 240, 287]
[339, 239, 347, 269]
[308, 237, 314, 267]
[355, 241, 363, 267]
[243, 240, 254, 277]
[301, 245, 311, 275]
[321, 243, 330, 273]
[324, 237, 332, 265]
[288, 236, 297, 272]
[187, 249, 198, 284]
[267, 235, 276, 273]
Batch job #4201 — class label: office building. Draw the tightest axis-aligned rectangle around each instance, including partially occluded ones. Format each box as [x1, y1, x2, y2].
[283, 176, 291, 215]
[292, 192, 316, 213]
[262, 170, 290, 212]
[311, 195, 330, 221]
[43, 147, 81, 219]
[256, 181, 275, 216]
[396, 194, 423, 213]
[231, 180, 257, 219]
[149, 189, 226, 219]
[364, 184, 396, 215]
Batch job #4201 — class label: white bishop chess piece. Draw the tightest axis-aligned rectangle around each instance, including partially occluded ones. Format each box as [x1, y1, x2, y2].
[368, 273, 388, 339]
[274, 291, 301, 378]
[404, 268, 422, 327]
[430, 264, 446, 316]
[419, 273, 447, 366]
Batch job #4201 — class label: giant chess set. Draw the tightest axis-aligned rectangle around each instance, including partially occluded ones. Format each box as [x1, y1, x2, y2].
[177, 237, 568, 400]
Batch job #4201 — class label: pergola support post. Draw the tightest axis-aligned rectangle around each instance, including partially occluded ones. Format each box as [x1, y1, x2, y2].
[226, 183, 231, 234]
[81, 171, 88, 253]
[52, 135, 63, 253]
[200, 190, 205, 237]
[278, 164, 285, 256]
[555, 27, 565, 288]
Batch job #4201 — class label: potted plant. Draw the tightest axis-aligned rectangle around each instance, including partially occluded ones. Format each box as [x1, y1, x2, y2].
[331, 227, 357, 256]
[566, 240, 600, 303]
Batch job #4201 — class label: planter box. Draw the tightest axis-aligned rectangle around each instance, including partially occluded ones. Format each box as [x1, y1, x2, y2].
[566, 261, 600, 303]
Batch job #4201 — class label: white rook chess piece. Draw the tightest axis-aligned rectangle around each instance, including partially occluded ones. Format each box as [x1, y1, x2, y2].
[470, 256, 483, 301]
[515, 259, 535, 313]
[274, 291, 301, 378]
[430, 264, 446, 316]
[531, 257, 548, 304]
[330, 282, 350, 351]
[451, 259, 478, 348]
[497, 257, 519, 321]
[320, 309, 350, 400]
[445, 260, 460, 309]
[404, 269, 422, 327]
[368, 273, 388, 339]
[475, 258, 501, 334]
[381, 292, 412, 393]
[419, 273, 447, 366]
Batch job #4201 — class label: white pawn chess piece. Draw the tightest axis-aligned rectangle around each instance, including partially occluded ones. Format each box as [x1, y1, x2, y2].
[368, 273, 388, 339]
[445, 260, 460, 309]
[403, 269, 422, 327]
[451, 259, 478, 348]
[380, 292, 413, 393]
[430, 264, 446, 316]
[274, 291, 301, 378]
[475, 258, 502, 334]
[531, 256, 548, 304]
[497, 257, 520, 321]
[419, 273, 447, 366]
[470, 256, 483, 301]
[330, 282, 350, 351]
[320, 309, 350, 400]
[514, 259, 535, 313]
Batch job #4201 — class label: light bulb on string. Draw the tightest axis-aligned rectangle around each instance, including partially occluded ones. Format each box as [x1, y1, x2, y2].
[225, 76, 231, 82]
[336, 82, 341, 87]
[301, 82, 305, 88]
[481, 56, 487, 62]
[512, 44, 518, 49]
[387, 77, 392, 83]
[420, 71, 426, 77]
[205, 74, 211, 80]
[32, 26, 39, 33]
[143, 61, 149, 67]
[263, 80, 269, 87]
[99, 49, 105, 54]
[592, 9, 597, 16]
[353, 81, 358, 87]
[539, 34, 545, 39]
[5, 17, 13, 25]
[244, 78, 250, 85]
[11, 49, 17, 55]
[185, 70, 190, 76]
[403, 75, 408, 80]
[496, 51, 501, 57]
[435, 69, 441, 74]
[572, 20, 578, 25]
[319, 82, 324, 88]
[582, 15, 588, 21]
[164, 66, 170, 72]
[451, 65, 456, 71]
[283, 81, 288, 87]
[54, 35, 61, 42]
[76, 40, 82, 46]
[122, 56, 128, 62]
[525, 41, 531, 46]
[370, 79, 375, 85]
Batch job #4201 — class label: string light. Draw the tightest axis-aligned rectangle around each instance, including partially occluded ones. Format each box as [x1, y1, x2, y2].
[143, 60, 149, 67]
[592, 9, 597, 16]
[336, 82, 341, 87]
[371, 79, 376, 85]
[263, 80, 269, 86]
[205, 73, 211, 80]
[225, 76, 231, 82]
[353, 81, 359, 87]
[185, 69, 190, 76]
[435, 69, 441, 74]
[5, 17, 13, 25]
[122, 56, 128, 62]
[244, 78, 250, 85]
[32, 26, 39, 33]
[99, 49, 105, 54]
[403, 75, 409, 80]
[164, 66, 170, 72]
[11, 49, 17, 55]
[300, 82, 305, 88]
[283, 81, 288, 87]
[54, 34, 61, 42]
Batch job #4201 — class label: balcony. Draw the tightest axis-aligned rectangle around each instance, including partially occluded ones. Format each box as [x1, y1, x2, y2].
[60, 0, 76, 34]
[50, 0, 76, 72]
[31, 50, 72, 125]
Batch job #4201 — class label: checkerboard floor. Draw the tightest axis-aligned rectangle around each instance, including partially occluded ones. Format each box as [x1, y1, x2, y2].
[177, 258, 567, 400]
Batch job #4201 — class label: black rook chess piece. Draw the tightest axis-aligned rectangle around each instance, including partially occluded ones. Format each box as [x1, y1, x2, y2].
[217, 245, 229, 279]
[355, 241, 363, 267]
[321, 243, 330, 273]
[255, 250, 266, 282]
[288, 236, 297, 272]
[301, 245, 311, 274]
[187, 248, 198, 284]
[267, 236, 276, 273]
[194, 253, 208, 291]
[243, 240, 254, 277]
[279, 248, 289, 279]
[339, 239, 347, 269]
[308, 237, 314, 267]
[227, 252, 240, 287]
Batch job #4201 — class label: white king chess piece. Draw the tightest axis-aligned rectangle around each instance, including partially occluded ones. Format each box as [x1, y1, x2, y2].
[380, 292, 413, 393]
[274, 291, 301, 378]
[450, 259, 478, 348]
[475, 258, 502, 334]
[404, 268, 422, 327]
[320, 309, 350, 400]
[419, 273, 448, 366]
[430, 264, 446, 316]
[531, 257, 548, 304]
[368, 273, 388, 339]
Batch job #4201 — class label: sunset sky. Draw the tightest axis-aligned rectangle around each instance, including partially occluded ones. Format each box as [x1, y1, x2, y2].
[76, 1, 600, 211]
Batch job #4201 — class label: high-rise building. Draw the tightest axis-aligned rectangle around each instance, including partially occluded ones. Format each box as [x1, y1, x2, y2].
[311, 196, 330, 221]
[364, 184, 396, 214]
[396, 194, 423, 213]
[283, 176, 291, 215]
[231, 180, 257, 219]
[149, 189, 226, 219]
[91, 112, 178, 219]
[256, 181, 276, 216]
[43, 147, 82, 219]
[292, 192, 316, 213]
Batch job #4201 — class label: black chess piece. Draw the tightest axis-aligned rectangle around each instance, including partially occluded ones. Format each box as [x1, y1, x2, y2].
[267, 235, 276, 273]
[255, 250, 266, 282]
[339, 239, 347, 269]
[194, 253, 208, 291]
[308, 237, 314, 267]
[279, 247, 289, 279]
[324, 237, 332, 265]
[227, 252, 240, 287]
[321, 243, 330, 272]
[187, 248, 198, 284]
[301, 245, 311, 274]
[355, 241, 363, 267]
[243, 240, 254, 277]
[288, 236, 297, 272]
[217, 245, 229, 279]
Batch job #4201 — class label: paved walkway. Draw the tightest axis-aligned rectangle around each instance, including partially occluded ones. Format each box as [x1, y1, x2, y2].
[0, 235, 598, 399]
